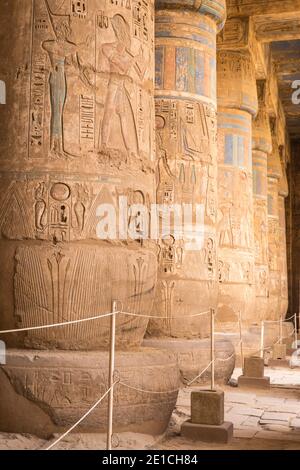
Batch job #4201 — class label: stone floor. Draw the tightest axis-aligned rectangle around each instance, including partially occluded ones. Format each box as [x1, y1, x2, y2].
[159, 364, 300, 450]
[1, 365, 300, 450]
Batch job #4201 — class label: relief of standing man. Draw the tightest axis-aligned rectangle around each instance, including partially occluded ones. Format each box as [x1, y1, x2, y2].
[43, 0, 92, 159]
[98, 14, 147, 163]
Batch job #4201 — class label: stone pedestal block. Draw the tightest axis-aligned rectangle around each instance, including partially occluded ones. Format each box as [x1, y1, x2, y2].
[181, 420, 233, 444]
[239, 355, 269, 389]
[273, 343, 287, 360]
[191, 390, 224, 426]
[181, 388, 233, 444]
[268, 343, 290, 367]
[238, 376, 270, 389]
[0, 348, 180, 438]
[243, 356, 264, 378]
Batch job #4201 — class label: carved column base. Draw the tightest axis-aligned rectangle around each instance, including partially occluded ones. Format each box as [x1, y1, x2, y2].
[143, 338, 235, 386]
[0, 348, 180, 438]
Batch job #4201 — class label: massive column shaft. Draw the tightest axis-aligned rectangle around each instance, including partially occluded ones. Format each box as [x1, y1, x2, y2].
[278, 150, 289, 318]
[0, 0, 157, 349]
[148, 0, 226, 338]
[217, 50, 258, 329]
[267, 132, 282, 321]
[252, 80, 272, 321]
[0, 0, 180, 436]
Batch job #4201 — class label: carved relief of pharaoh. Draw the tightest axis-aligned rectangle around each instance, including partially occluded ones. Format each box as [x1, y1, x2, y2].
[42, 0, 93, 159]
[98, 13, 146, 163]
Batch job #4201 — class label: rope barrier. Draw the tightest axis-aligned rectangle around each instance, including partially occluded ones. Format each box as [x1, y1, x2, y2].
[119, 354, 232, 393]
[119, 358, 217, 392]
[186, 360, 214, 386]
[0, 311, 115, 335]
[264, 314, 296, 324]
[0, 301, 297, 452]
[119, 309, 210, 319]
[0, 309, 211, 335]
[119, 381, 180, 394]
[45, 381, 118, 451]
[215, 351, 236, 362]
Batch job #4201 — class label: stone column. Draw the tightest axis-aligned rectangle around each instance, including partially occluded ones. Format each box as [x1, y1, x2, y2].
[149, 0, 226, 336]
[252, 80, 272, 322]
[217, 49, 258, 329]
[267, 131, 282, 321]
[278, 149, 289, 319]
[0, 0, 179, 436]
[145, 1, 235, 386]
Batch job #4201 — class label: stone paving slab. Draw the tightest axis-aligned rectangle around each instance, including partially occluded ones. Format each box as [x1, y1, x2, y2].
[254, 430, 300, 442]
[225, 392, 257, 405]
[224, 413, 247, 427]
[225, 405, 233, 413]
[266, 404, 300, 413]
[261, 411, 296, 421]
[255, 396, 286, 406]
[233, 428, 258, 439]
[230, 405, 263, 417]
[260, 420, 290, 427]
[241, 416, 261, 427]
[261, 424, 294, 433]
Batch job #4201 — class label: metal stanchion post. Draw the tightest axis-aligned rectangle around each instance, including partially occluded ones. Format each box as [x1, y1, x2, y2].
[210, 308, 215, 391]
[239, 311, 244, 372]
[260, 320, 264, 359]
[107, 300, 117, 451]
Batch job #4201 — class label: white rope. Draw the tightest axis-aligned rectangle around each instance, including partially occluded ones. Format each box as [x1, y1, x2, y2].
[45, 382, 118, 451]
[0, 309, 211, 335]
[215, 351, 236, 362]
[119, 381, 180, 394]
[119, 358, 217, 392]
[264, 314, 296, 324]
[119, 310, 211, 319]
[186, 360, 214, 386]
[0, 311, 115, 335]
[242, 345, 272, 354]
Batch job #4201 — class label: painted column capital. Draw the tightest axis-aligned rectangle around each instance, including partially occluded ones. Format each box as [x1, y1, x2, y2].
[253, 81, 272, 154]
[268, 118, 284, 180]
[217, 50, 258, 115]
[279, 146, 289, 198]
[268, 142, 282, 181]
[155, 0, 227, 27]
